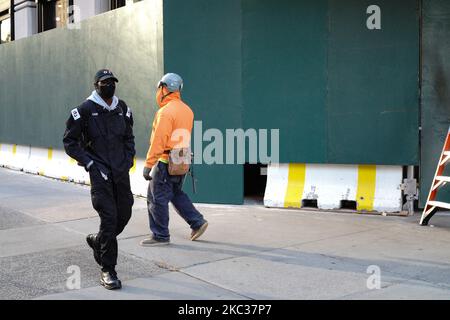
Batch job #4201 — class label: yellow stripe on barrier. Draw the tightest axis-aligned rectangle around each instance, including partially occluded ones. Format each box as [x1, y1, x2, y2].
[69, 157, 77, 165]
[284, 163, 306, 208]
[39, 148, 53, 176]
[12, 144, 17, 155]
[356, 165, 376, 212]
[130, 157, 137, 174]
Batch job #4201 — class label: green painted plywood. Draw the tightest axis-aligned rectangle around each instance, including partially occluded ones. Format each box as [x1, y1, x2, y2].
[163, 0, 243, 204]
[0, 0, 163, 157]
[420, 0, 450, 207]
[242, 0, 329, 164]
[0, 0, 425, 206]
[327, 0, 420, 165]
[242, 0, 419, 165]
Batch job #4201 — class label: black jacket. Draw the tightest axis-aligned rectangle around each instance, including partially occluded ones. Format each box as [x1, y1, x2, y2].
[63, 99, 135, 180]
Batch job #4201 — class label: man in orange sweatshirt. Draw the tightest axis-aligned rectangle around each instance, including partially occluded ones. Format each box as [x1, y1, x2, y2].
[140, 73, 208, 246]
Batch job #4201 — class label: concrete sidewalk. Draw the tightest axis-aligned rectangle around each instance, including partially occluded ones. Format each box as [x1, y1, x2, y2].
[1, 167, 450, 300]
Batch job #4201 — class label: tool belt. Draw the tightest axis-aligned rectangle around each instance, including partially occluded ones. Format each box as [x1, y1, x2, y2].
[165, 148, 191, 176]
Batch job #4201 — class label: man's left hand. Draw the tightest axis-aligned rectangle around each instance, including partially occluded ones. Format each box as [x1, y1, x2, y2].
[143, 167, 152, 181]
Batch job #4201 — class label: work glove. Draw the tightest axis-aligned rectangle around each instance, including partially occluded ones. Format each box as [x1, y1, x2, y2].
[143, 166, 152, 181]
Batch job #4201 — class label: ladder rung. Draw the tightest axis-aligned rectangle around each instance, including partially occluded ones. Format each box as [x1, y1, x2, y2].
[440, 152, 450, 166]
[435, 176, 450, 182]
[425, 205, 436, 216]
[432, 180, 445, 192]
[428, 201, 450, 210]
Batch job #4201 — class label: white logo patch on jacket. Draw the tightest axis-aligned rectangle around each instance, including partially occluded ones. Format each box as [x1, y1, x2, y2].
[126, 107, 132, 118]
[71, 108, 81, 120]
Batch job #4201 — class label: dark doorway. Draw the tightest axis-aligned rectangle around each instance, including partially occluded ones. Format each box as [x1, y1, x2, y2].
[244, 163, 267, 204]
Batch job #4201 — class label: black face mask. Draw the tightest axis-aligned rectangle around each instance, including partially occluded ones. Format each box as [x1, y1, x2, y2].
[96, 83, 115, 100]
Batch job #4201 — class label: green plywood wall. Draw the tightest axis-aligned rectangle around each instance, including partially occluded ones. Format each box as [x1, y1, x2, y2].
[242, 0, 419, 165]
[164, 0, 419, 205]
[0, 0, 425, 206]
[0, 0, 163, 157]
[163, 0, 244, 204]
[242, 0, 329, 164]
[328, 0, 419, 165]
[420, 0, 450, 207]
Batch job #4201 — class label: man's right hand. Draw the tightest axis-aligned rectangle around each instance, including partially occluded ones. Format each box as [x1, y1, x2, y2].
[143, 166, 152, 181]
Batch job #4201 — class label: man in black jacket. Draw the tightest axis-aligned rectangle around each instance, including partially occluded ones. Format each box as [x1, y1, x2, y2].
[63, 69, 135, 290]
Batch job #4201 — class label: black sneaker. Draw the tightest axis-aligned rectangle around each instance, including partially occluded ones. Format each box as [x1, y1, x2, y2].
[100, 271, 122, 290]
[86, 234, 101, 265]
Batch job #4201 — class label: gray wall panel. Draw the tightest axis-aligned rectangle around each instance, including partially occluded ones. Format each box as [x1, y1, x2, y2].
[0, 0, 163, 157]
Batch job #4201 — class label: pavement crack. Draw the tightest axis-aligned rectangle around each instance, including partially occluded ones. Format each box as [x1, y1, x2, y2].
[154, 261, 180, 272]
[287, 226, 388, 248]
[53, 216, 98, 224]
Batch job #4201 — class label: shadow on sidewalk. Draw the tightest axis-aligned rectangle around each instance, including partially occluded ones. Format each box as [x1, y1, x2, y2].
[163, 240, 450, 290]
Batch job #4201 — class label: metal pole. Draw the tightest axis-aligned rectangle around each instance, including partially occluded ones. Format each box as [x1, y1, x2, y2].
[407, 165, 415, 216]
[10, 0, 14, 41]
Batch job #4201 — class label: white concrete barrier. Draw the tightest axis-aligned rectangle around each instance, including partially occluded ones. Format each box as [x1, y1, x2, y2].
[62, 155, 91, 185]
[23, 146, 50, 175]
[44, 149, 90, 185]
[2, 143, 404, 213]
[264, 163, 403, 213]
[0, 144, 30, 171]
[264, 163, 289, 208]
[130, 158, 149, 198]
[0, 142, 147, 196]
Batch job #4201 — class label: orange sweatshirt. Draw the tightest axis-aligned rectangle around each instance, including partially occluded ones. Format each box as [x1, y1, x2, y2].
[145, 89, 194, 168]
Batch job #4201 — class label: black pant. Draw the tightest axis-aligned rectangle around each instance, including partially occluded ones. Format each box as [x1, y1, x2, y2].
[89, 168, 134, 271]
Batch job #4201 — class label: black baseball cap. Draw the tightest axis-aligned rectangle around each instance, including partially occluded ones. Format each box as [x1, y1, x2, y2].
[94, 69, 119, 83]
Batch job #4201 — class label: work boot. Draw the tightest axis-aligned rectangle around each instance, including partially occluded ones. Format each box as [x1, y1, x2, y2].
[140, 237, 170, 246]
[100, 271, 122, 290]
[191, 221, 208, 241]
[86, 234, 101, 266]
